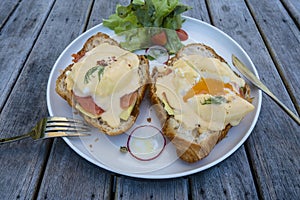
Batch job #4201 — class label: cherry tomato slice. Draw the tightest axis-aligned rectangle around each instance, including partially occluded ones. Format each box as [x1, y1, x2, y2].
[176, 29, 188, 41]
[151, 31, 167, 46]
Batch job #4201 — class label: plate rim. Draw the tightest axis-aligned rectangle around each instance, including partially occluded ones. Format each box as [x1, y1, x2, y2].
[46, 16, 262, 179]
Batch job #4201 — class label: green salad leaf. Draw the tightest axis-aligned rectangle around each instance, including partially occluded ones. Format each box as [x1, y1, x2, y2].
[103, 0, 190, 30]
[103, 0, 191, 53]
[103, 5, 139, 34]
[132, 0, 145, 6]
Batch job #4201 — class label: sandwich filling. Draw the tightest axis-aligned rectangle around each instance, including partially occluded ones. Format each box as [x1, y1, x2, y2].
[155, 55, 254, 132]
[65, 43, 141, 128]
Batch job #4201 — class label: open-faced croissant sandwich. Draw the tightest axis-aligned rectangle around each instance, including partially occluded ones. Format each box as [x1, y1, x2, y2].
[56, 32, 150, 136]
[149, 43, 254, 162]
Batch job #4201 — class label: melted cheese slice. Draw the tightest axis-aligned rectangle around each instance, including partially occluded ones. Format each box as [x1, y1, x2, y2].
[66, 43, 140, 127]
[156, 55, 254, 131]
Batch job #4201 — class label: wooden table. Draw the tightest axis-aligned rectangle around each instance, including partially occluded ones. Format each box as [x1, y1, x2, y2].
[0, 0, 299, 199]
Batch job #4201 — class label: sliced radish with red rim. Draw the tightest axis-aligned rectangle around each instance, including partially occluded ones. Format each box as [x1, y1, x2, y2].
[145, 45, 169, 64]
[127, 125, 166, 161]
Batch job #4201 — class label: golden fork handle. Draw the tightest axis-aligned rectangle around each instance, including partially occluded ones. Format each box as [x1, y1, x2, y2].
[232, 55, 300, 125]
[263, 88, 300, 125]
[0, 132, 32, 144]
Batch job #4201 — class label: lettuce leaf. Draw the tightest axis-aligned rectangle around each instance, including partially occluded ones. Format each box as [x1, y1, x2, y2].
[103, 0, 191, 53]
[132, 0, 145, 5]
[103, 0, 190, 31]
[103, 4, 141, 34]
[152, 0, 179, 27]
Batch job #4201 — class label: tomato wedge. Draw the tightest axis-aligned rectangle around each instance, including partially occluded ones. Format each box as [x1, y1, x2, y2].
[176, 29, 188, 41]
[151, 31, 167, 46]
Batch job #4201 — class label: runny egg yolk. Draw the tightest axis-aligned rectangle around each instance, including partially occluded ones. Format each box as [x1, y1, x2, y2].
[183, 77, 234, 102]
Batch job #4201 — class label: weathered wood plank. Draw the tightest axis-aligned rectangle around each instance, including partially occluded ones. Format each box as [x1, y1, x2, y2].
[206, 0, 300, 199]
[0, 0, 20, 28]
[0, 0, 55, 111]
[0, 140, 51, 199]
[87, 0, 130, 29]
[0, 0, 109, 199]
[281, 0, 300, 28]
[115, 177, 189, 200]
[182, 0, 211, 23]
[0, 1, 55, 199]
[246, 0, 300, 113]
[37, 139, 113, 200]
[190, 148, 258, 199]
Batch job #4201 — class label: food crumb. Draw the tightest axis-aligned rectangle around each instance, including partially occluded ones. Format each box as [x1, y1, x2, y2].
[120, 146, 128, 153]
[89, 144, 92, 148]
[95, 138, 99, 142]
[147, 117, 152, 123]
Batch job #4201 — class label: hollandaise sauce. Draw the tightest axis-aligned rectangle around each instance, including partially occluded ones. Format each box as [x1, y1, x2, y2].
[66, 43, 141, 127]
[155, 55, 254, 132]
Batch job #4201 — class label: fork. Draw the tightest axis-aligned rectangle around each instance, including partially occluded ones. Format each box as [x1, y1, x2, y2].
[232, 55, 300, 125]
[0, 117, 91, 144]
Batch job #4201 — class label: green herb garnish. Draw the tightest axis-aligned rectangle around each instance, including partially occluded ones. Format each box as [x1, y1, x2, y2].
[84, 65, 105, 84]
[146, 54, 155, 61]
[201, 96, 227, 105]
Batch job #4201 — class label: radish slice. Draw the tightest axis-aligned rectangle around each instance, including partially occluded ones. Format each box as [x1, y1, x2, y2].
[127, 125, 166, 161]
[145, 45, 169, 64]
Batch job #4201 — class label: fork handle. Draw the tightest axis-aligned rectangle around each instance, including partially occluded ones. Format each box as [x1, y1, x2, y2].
[264, 89, 300, 125]
[0, 132, 31, 144]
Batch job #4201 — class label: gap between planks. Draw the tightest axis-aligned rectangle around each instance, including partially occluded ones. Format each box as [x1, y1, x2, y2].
[0, 0, 21, 30]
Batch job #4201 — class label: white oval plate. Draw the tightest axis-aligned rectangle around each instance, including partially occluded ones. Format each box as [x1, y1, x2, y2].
[47, 16, 261, 179]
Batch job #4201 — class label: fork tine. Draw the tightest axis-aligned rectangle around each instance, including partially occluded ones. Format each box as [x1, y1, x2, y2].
[46, 121, 90, 129]
[46, 117, 91, 134]
[45, 126, 90, 132]
[45, 132, 90, 138]
[47, 117, 86, 124]
[46, 117, 90, 129]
